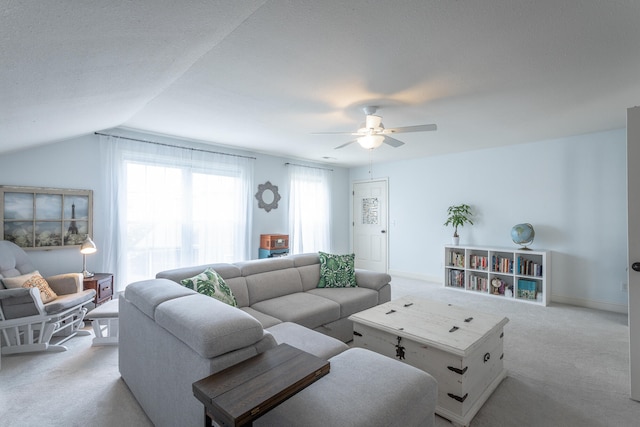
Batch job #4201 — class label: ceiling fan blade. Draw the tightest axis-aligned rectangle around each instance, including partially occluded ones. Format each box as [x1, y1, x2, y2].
[384, 124, 437, 134]
[334, 140, 357, 149]
[383, 136, 405, 148]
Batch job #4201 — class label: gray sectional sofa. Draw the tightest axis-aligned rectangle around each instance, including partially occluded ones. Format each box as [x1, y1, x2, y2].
[119, 253, 438, 427]
[155, 253, 392, 342]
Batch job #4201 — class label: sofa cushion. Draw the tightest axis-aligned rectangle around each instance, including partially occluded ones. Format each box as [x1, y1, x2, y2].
[125, 279, 195, 320]
[266, 322, 348, 359]
[225, 277, 250, 307]
[180, 268, 238, 307]
[2, 271, 58, 303]
[297, 264, 321, 292]
[240, 307, 282, 328]
[317, 252, 356, 288]
[290, 253, 321, 268]
[156, 263, 241, 283]
[245, 268, 304, 305]
[236, 257, 295, 276]
[306, 287, 379, 318]
[251, 292, 340, 329]
[155, 293, 264, 359]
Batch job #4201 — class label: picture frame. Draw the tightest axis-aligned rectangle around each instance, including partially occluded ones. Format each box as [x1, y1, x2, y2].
[1, 185, 93, 250]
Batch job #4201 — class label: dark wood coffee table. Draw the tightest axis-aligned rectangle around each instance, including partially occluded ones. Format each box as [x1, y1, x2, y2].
[193, 343, 330, 427]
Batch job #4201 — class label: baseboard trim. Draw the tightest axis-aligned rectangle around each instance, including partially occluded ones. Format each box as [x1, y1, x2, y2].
[551, 293, 628, 314]
[388, 269, 441, 284]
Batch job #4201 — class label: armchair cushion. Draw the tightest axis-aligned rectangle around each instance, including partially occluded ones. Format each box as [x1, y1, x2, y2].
[1, 271, 58, 303]
[43, 290, 95, 315]
[0, 287, 44, 318]
[46, 273, 84, 295]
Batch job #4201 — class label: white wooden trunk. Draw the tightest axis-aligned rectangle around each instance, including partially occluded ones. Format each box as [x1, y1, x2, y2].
[349, 296, 508, 427]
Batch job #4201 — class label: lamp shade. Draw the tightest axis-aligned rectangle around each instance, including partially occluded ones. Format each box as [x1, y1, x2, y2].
[80, 236, 97, 254]
[357, 134, 385, 149]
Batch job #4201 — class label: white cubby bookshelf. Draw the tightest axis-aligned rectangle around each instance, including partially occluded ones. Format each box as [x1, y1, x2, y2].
[444, 245, 551, 306]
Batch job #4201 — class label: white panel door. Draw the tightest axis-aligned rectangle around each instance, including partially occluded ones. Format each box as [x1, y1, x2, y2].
[353, 179, 388, 273]
[628, 106, 640, 401]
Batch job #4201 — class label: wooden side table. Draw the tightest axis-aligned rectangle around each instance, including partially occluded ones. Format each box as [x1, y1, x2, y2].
[193, 343, 330, 427]
[83, 273, 114, 306]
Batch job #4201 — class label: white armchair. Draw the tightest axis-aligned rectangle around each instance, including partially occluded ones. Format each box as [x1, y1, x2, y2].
[0, 241, 96, 354]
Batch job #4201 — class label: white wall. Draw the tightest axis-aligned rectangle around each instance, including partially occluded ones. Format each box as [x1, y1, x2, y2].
[252, 152, 350, 255]
[1, 128, 628, 311]
[0, 131, 350, 280]
[350, 128, 628, 313]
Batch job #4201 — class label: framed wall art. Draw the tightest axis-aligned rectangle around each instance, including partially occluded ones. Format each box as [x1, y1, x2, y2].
[0, 185, 93, 250]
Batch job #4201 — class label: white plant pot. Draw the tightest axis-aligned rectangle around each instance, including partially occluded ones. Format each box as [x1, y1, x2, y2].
[452, 236, 460, 246]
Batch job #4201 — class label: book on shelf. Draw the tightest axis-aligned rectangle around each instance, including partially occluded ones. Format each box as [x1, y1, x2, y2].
[448, 251, 465, 268]
[467, 274, 488, 292]
[517, 256, 543, 277]
[469, 254, 488, 270]
[449, 269, 465, 288]
[492, 255, 513, 274]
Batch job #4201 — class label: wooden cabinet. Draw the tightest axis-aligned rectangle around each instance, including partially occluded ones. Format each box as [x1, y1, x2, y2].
[83, 273, 114, 306]
[444, 245, 550, 306]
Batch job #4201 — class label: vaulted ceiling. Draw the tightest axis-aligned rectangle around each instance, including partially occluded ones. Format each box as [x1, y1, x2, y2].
[2, 1, 640, 166]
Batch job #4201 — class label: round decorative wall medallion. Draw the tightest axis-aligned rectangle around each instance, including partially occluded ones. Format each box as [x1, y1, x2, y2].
[255, 181, 281, 212]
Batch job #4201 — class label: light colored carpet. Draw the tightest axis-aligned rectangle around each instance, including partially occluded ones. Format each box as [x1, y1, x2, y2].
[1, 277, 639, 426]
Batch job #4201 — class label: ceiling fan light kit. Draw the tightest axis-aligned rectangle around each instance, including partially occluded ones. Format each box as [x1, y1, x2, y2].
[357, 134, 385, 149]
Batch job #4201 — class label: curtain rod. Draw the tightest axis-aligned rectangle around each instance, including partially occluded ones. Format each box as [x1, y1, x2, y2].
[284, 162, 333, 171]
[95, 132, 256, 160]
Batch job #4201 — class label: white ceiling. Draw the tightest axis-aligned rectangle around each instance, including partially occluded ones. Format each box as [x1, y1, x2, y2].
[2, 0, 640, 167]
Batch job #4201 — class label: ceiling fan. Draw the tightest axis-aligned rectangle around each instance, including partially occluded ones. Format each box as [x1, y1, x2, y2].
[314, 106, 437, 150]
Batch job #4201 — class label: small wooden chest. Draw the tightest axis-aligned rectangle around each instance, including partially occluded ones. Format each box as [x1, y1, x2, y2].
[259, 234, 289, 250]
[349, 297, 508, 427]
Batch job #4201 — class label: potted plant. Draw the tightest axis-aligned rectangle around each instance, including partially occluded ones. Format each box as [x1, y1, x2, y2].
[444, 204, 473, 245]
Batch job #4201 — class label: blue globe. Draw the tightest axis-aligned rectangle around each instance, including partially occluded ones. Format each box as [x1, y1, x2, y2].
[511, 223, 535, 249]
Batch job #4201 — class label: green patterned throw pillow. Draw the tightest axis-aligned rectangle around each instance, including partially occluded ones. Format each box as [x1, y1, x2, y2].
[181, 268, 238, 307]
[317, 251, 357, 288]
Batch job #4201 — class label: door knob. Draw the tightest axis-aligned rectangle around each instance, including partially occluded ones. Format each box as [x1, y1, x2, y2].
[633, 262, 640, 272]
[381, 230, 386, 234]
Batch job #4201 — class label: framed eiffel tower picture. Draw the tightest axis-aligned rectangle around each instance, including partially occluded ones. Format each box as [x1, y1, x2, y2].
[0, 185, 93, 249]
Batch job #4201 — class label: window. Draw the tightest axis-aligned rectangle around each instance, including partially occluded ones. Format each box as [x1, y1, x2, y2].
[100, 135, 253, 289]
[287, 165, 331, 254]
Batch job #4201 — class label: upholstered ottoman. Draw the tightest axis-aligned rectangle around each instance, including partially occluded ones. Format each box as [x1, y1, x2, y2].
[256, 347, 438, 427]
[86, 299, 119, 346]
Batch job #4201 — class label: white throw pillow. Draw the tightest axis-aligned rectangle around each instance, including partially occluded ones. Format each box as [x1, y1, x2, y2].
[2, 271, 58, 303]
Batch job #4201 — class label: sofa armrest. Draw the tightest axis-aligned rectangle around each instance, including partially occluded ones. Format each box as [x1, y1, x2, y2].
[355, 269, 391, 291]
[46, 273, 84, 295]
[0, 287, 45, 319]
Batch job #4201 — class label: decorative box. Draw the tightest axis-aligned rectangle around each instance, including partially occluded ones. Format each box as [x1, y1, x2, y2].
[259, 234, 289, 250]
[517, 279, 537, 299]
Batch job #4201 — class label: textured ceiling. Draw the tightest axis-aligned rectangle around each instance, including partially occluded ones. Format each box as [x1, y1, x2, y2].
[2, 0, 640, 166]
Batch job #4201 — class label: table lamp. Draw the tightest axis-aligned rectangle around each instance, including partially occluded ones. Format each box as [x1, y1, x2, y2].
[80, 236, 97, 278]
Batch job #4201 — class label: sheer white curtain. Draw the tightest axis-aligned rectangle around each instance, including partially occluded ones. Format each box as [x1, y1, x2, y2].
[99, 135, 253, 291]
[287, 164, 332, 254]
